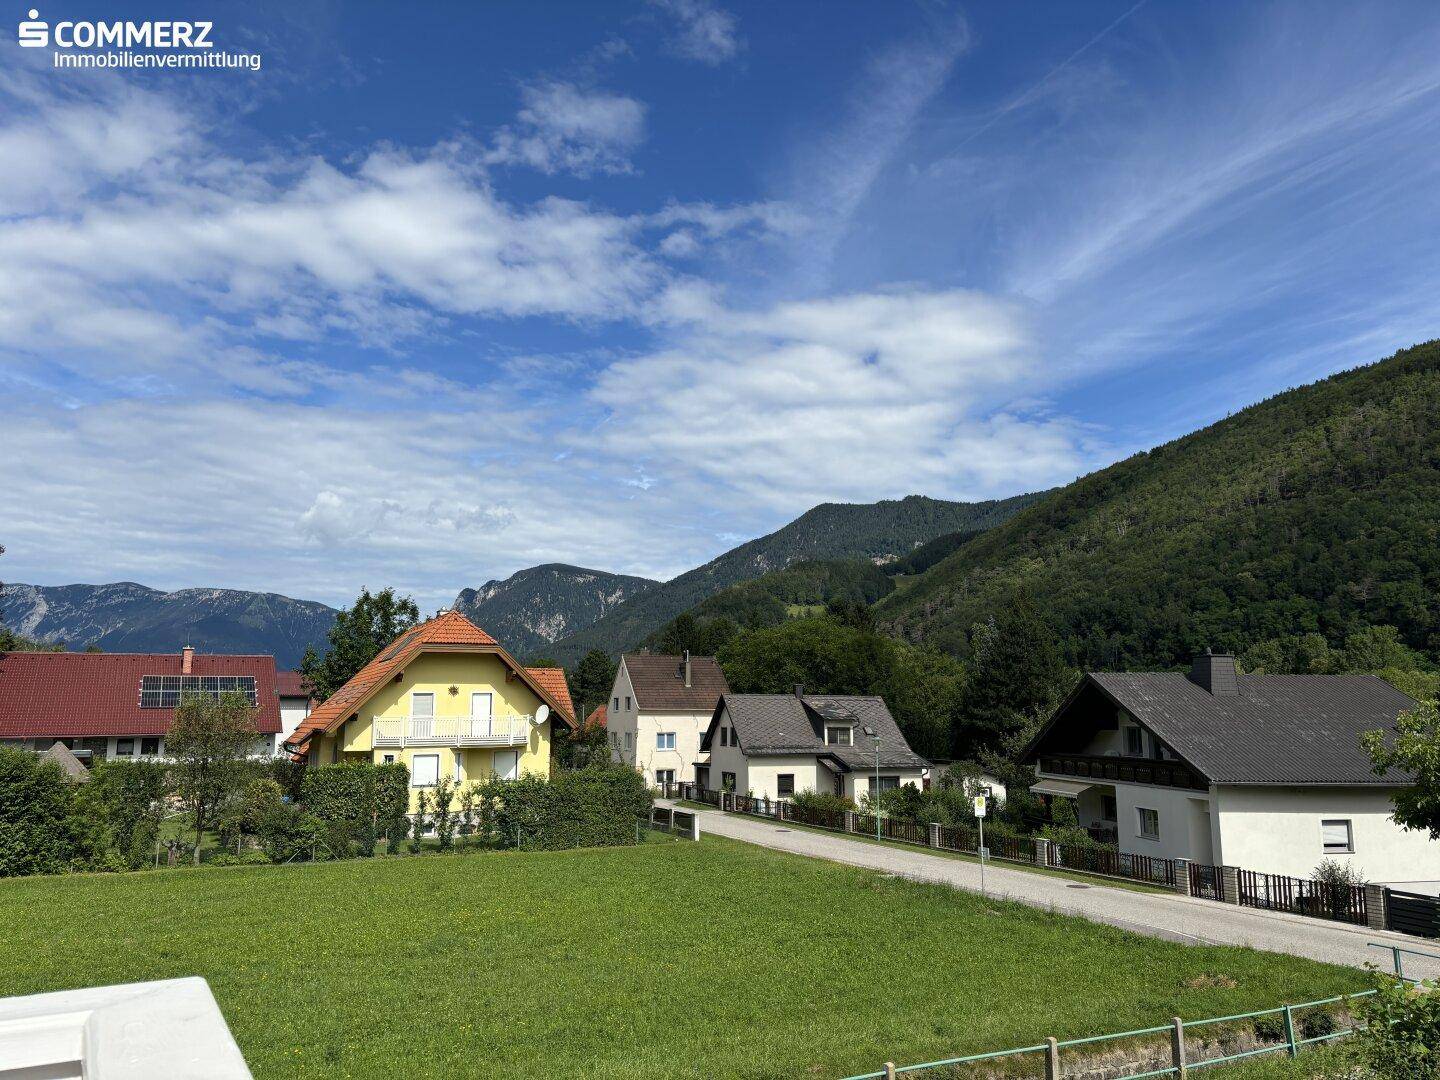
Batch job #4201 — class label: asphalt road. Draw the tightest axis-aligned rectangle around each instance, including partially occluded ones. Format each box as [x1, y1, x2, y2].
[679, 803, 1440, 981]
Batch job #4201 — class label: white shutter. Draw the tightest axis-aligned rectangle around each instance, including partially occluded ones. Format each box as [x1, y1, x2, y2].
[1321, 820, 1352, 852]
[410, 754, 439, 787]
[411, 692, 434, 718]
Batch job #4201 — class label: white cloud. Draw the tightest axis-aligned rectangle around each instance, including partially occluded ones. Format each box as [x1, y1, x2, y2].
[486, 81, 646, 177]
[651, 0, 742, 66]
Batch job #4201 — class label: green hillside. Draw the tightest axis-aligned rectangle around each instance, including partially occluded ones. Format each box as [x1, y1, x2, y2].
[550, 492, 1044, 663]
[877, 341, 1440, 669]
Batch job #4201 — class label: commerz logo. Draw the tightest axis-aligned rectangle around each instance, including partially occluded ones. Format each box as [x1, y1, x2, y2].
[18, 9, 262, 71]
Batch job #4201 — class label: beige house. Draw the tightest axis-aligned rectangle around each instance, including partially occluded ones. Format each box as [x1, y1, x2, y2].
[1024, 652, 1439, 887]
[701, 689, 929, 802]
[606, 652, 729, 788]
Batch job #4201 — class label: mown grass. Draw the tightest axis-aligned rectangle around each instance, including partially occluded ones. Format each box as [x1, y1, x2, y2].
[0, 836, 1367, 1079]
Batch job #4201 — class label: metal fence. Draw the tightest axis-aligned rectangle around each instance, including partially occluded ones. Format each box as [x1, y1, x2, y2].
[1048, 844, 1177, 888]
[1238, 869, 1367, 926]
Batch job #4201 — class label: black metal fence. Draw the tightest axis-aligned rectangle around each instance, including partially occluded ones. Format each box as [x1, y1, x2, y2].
[1189, 861, 1223, 901]
[1048, 843, 1178, 887]
[1386, 889, 1440, 938]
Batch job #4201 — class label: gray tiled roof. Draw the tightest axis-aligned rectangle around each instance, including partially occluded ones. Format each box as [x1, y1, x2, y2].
[1087, 672, 1417, 785]
[706, 693, 929, 771]
[623, 654, 729, 712]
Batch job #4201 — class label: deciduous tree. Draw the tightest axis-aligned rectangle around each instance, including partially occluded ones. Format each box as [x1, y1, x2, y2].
[300, 587, 419, 701]
[167, 690, 259, 865]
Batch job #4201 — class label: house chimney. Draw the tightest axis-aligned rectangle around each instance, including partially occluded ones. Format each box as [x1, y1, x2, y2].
[683, 650, 692, 688]
[793, 683, 805, 699]
[181, 645, 195, 675]
[1188, 649, 1238, 695]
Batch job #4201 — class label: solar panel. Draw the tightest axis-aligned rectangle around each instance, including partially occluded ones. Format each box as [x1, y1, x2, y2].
[139, 675, 258, 708]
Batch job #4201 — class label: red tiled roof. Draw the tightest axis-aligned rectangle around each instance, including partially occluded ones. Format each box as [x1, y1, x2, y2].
[0, 651, 282, 738]
[583, 704, 607, 731]
[276, 670, 312, 699]
[526, 667, 574, 724]
[286, 610, 571, 749]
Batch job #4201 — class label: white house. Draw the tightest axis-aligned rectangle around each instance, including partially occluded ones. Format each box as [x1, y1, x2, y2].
[606, 652, 729, 788]
[1023, 651, 1440, 887]
[275, 670, 314, 752]
[701, 688, 930, 802]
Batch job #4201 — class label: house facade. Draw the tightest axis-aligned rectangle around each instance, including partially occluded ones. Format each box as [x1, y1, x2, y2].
[275, 670, 314, 749]
[701, 689, 930, 802]
[0, 646, 282, 762]
[606, 653, 728, 788]
[1024, 652, 1439, 885]
[285, 611, 574, 810]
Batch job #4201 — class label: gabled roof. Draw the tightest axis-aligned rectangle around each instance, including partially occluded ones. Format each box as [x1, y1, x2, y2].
[622, 654, 729, 711]
[583, 704, 607, 731]
[702, 693, 929, 771]
[41, 741, 90, 782]
[0, 651, 282, 737]
[286, 610, 573, 750]
[275, 670, 312, 700]
[1029, 671, 1418, 786]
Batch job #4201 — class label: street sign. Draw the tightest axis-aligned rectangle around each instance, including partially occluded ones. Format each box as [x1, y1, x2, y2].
[973, 794, 988, 818]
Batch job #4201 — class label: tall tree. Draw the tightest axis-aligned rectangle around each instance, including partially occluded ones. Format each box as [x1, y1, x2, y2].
[1363, 694, 1440, 840]
[167, 690, 259, 865]
[299, 587, 419, 701]
[567, 649, 617, 717]
[954, 590, 1073, 759]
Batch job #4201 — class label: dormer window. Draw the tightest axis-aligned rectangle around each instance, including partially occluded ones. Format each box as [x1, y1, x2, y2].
[826, 726, 853, 746]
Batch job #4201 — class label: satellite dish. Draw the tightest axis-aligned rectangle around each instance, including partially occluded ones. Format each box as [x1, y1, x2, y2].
[534, 704, 550, 725]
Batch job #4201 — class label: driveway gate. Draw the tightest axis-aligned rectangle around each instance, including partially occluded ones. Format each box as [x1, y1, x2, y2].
[1386, 889, 1440, 938]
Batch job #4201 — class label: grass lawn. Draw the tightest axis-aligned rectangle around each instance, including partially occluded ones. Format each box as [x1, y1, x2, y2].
[0, 836, 1367, 1080]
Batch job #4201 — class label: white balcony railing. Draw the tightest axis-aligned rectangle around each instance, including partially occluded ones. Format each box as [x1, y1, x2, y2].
[372, 714, 533, 748]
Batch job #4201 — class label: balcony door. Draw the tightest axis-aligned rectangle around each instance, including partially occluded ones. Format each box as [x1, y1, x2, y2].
[411, 692, 435, 740]
[469, 691, 493, 740]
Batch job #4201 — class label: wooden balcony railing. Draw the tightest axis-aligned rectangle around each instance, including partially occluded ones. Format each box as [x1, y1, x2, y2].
[1037, 752, 1208, 791]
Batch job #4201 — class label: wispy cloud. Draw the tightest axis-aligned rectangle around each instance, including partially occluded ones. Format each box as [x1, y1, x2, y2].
[651, 0, 743, 66]
[485, 80, 648, 177]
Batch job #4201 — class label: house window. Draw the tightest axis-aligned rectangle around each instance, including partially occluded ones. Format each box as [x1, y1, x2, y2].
[777, 774, 795, 797]
[453, 750, 464, 781]
[624, 732, 633, 750]
[868, 775, 901, 793]
[657, 732, 676, 751]
[625, 696, 632, 711]
[1137, 807, 1160, 840]
[610, 732, 619, 748]
[493, 750, 519, 781]
[719, 726, 729, 747]
[140, 737, 160, 756]
[721, 771, 737, 792]
[382, 754, 395, 765]
[1322, 819, 1354, 854]
[826, 726, 853, 746]
[613, 696, 619, 711]
[656, 769, 675, 786]
[410, 754, 440, 788]
[1125, 726, 1144, 756]
[1101, 794, 1118, 822]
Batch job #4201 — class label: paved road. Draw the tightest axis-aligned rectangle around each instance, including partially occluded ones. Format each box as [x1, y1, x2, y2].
[677, 803, 1440, 980]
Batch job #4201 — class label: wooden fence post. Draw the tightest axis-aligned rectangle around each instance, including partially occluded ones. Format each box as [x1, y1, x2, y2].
[1045, 1036, 1059, 1080]
[1171, 1017, 1187, 1078]
[883, 1062, 896, 1080]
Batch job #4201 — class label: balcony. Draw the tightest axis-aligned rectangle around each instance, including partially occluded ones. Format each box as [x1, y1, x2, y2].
[372, 714, 533, 748]
[1037, 752, 1208, 792]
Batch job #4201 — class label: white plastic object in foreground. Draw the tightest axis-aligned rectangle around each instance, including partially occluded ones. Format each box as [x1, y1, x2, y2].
[0, 976, 252, 1079]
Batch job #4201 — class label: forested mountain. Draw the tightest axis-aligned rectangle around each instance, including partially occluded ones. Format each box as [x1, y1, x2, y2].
[548, 492, 1044, 664]
[453, 564, 657, 658]
[877, 341, 1440, 670]
[0, 582, 337, 667]
[640, 559, 896, 654]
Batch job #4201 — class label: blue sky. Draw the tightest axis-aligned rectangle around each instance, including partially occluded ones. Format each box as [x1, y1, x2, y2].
[3, 0, 1440, 612]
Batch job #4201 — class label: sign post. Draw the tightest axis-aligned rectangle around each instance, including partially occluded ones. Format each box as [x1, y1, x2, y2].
[973, 794, 988, 896]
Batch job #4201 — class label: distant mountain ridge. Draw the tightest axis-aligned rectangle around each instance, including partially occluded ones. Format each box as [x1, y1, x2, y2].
[453, 563, 657, 658]
[547, 492, 1046, 664]
[1, 582, 337, 668]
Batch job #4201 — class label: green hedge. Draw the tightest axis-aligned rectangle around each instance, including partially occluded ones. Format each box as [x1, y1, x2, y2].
[0, 748, 101, 876]
[299, 762, 410, 857]
[482, 763, 652, 851]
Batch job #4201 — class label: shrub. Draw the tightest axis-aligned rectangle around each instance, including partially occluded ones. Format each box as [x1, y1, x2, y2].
[1351, 971, 1440, 1078]
[256, 803, 325, 863]
[791, 790, 855, 816]
[375, 763, 410, 849]
[432, 776, 459, 851]
[410, 790, 430, 853]
[82, 760, 168, 869]
[0, 748, 91, 876]
[481, 763, 652, 851]
[301, 763, 380, 857]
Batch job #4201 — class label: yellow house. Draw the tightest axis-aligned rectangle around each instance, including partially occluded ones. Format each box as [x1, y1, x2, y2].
[285, 610, 574, 809]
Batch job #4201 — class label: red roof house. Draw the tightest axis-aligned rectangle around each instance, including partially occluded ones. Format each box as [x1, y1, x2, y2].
[0, 648, 282, 759]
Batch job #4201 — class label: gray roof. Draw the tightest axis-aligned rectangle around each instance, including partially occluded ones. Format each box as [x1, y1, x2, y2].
[1080, 672, 1417, 786]
[705, 693, 929, 771]
[40, 741, 90, 783]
